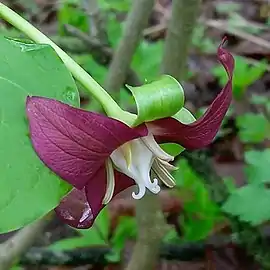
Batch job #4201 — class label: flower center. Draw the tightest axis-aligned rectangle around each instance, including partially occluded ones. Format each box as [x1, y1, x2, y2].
[109, 134, 176, 200]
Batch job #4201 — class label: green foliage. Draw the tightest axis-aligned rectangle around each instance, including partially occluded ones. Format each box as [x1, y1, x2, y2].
[50, 209, 138, 263]
[251, 94, 270, 113]
[192, 25, 217, 53]
[222, 184, 270, 225]
[107, 14, 123, 47]
[50, 208, 109, 250]
[132, 41, 164, 81]
[216, 3, 263, 34]
[57, 0, 89, 35]
[0, 36, 79, 233]
[215, 2, 241, 14]
[223, 176, 237, 194]
[212, 56, 267, 100]
[236, 113, 270, 143]
[173, 159, 221, 241]
[245, 150, 270, 184]
[159, 107, 197, 157]
[223, 149, 270, 225]
[107, 217, 137, 262]
[10, 266, 23, 270]
[160, 143, 184, 157]
[99, 0, 131, 11]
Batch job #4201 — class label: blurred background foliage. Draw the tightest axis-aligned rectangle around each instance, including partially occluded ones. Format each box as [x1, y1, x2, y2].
[1, 0, 270, 269]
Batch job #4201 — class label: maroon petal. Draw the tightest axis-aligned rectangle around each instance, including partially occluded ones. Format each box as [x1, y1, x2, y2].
[85, 168, 134, 226]
[55, 187, 93, 229]
[147, 39, 234, 149]
[26, 96, 147, 189]
[55, 166, 134, 229]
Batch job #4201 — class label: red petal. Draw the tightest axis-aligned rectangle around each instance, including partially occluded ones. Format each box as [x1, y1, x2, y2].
[85, 168, 134, 225]
[55, 187, 93, 229]
[26, 96, 147, 189]
[55, 167, 134, 229]
[147, 40, 234, 149]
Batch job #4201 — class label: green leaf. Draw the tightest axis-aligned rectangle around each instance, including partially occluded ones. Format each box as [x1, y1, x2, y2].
[159, 107, 196, 156]
[236, 113, 270, 143]
[49, 236, 105, 251]
[223, 176, 237, 194]
[251, 94, 269, 106]
[181, 214, 216, 241]
[99, 0, 131, 11]
[173, 160, 221, 241]
[57, 0, 89, 35]
[0, 37, 79, 233]
[163, 228, 179, 243]
[11, 266, 23, 270]
[132, 41, 163, 81]
[222, 184, 270, 225]
[111, 217, 137, 260]
[127, 75, 184, 125]
[105, 250, 122, 263]
[250, 94, 270, 113]
[173, 107, 196, 123]
[78, 208, 109, 239]
[245, 150, 270, 184]
[107, 14, 123, 47]
[160, 143, 184, 157]
[212, 56, 267, 99]
[216, 2, 241, 14]
[50, 209, 109, 251]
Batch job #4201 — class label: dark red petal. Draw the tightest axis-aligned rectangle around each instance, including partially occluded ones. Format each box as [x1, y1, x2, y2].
[147, 39, 234, 149]
[55, 167, 134, 229]
[55, 187, 93, 229]
[26, 96, 147, 189]
[85, 168, 134, 226]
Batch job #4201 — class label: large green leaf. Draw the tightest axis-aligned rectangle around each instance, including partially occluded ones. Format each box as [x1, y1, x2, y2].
[0, 36, 80, 232]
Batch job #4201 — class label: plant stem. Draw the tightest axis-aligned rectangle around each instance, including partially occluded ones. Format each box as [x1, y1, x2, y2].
[0, 3, 135, 123]
[125, 192, 168, 270]
[0, 213, 52, 270]
[161, 0, 200, 81]
[104, 0, 155, 95]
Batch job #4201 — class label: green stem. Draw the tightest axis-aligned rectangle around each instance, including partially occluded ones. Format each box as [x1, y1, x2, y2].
[0, 3, 135, 124]
[161, 0, 200, 81]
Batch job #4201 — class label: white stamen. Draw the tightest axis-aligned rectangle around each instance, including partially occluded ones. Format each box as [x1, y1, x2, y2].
[141, 134, 174, 162]
[103, 158, 115, 204]
[158, 158, 178, 171]
[152, 159, 176, 188]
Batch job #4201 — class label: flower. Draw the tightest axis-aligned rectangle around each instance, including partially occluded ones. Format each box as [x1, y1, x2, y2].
[26, 40, 234, 229]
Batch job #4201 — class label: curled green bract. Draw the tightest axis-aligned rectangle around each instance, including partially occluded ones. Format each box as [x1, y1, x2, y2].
[126, 75, 185, 126]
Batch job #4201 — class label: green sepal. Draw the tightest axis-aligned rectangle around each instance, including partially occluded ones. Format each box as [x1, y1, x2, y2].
[160, 107, 196, 157]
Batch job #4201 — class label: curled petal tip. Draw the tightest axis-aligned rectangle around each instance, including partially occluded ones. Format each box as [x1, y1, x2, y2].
[147, 40, 234, 149]
[220, 36, 228, 47]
